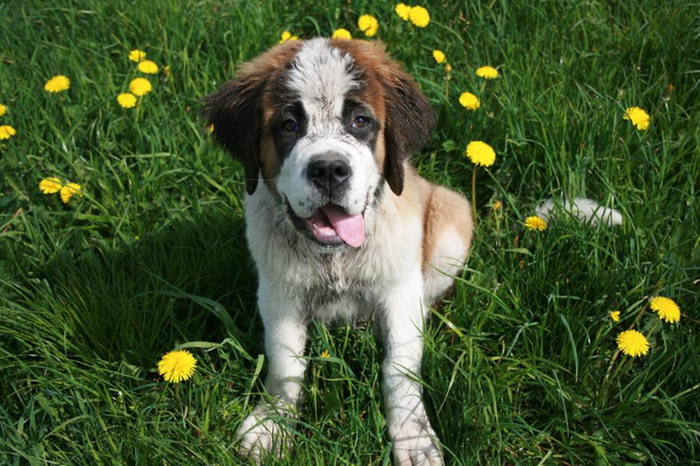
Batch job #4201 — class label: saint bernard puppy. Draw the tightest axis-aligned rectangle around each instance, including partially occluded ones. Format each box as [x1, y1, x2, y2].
[204, 37, 473, 465]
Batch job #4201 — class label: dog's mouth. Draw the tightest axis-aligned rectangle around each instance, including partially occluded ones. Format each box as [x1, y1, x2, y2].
[286, 202, 366, 248]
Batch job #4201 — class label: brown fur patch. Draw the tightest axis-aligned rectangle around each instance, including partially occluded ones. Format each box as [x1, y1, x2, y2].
[203, 41, 302, 194]
[421, 186, 473, 271]
[332, 40, 435, 195]
[258, 134, 279, 193]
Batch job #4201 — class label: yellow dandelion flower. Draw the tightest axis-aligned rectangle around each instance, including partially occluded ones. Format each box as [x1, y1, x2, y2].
[492, 200, 502, 211]
[408, 6, 430, 27]
[524, 216, 547, 231]
[0, 125, 17, 140]
[0, 103, 6, 117]
[332, 28, 352, 40]
[158, 349, 197, 383]
[279, 31, 299, 43]
[60, 183, 82, 204]
[321, 350, 330, 358]
[624, 106, 650, 131]
[650, 296, 680, 323]
[163, 65, 170, 76]
[445, 64, 452, 73]
[466, 141, 496, 167]
[476, 66, 499, 79]
[610, 310, 621, 322]
[358, 14, 379, 37]
[39, 177, 63, 194]
[395, 3, 411, 21]
[117, 93, 137, 109]
[616, 329, 649, 357]
[129, 49, 146, 62]
[459, 92, 480, 111]
[137, 59, 159, 74]
[433, 50, 446, 64]
[209, 124, 214, 133]
[129, 78, 152, 97]
[44, 75, 70, 93]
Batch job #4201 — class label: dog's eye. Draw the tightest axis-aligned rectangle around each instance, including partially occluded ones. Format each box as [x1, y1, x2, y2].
[352, 116, 371, 129]
[281, 119, 299, 133]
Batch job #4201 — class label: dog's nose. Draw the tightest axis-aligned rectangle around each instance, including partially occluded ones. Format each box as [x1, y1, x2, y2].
[307, 157, 352, 192]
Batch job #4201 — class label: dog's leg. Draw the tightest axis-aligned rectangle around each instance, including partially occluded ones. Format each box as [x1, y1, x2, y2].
[422, 186, 473, 307]
[237, 278, 307, 461]
[380, 268, 443, 466]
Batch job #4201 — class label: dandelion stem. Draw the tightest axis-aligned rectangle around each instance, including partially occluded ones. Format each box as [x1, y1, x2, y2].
[472, 166, 478, 226]
[135, 96, 142, 123]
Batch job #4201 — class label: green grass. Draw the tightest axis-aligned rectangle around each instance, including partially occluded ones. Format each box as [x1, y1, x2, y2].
[1, 0, 699, 464]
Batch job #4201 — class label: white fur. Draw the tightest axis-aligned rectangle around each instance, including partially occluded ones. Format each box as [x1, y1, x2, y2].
[237, 277, 307, 459]
[277, 38, 381, 220]
[287, 38, 359, 118]
[239, 179, 445, 464]
[536, 197, 623, 226]
[277, 136, 380, 217]
[380, 266, 443, 465]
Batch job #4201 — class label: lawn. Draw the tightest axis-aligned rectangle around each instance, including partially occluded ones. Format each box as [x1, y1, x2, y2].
[1, 0, 699, 464]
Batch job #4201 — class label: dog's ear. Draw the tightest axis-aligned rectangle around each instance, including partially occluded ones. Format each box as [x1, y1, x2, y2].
[203, 42, 301, 195]
[382, 65, 435, 196]
[203, 64, 266, 195]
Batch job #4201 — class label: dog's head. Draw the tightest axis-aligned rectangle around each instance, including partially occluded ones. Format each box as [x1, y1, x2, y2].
[204, 38, 434, 250]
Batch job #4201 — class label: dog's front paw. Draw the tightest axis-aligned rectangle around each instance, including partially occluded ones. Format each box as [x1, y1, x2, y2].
[237, 404, 293, 462]
[391, 417, 444, 466]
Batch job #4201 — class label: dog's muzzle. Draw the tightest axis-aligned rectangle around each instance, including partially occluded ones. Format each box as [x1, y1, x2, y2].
[286, 201, 366, 248]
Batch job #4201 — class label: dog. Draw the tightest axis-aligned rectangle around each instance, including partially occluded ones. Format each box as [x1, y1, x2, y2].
[204, 37, 469, 465]
[204, 36, 626, 465]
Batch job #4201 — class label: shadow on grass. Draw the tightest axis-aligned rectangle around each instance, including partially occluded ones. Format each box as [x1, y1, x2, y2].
[25, 212, 260, 369]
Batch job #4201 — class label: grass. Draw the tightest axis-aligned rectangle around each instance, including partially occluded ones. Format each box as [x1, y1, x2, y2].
[1, 0, 699, 464]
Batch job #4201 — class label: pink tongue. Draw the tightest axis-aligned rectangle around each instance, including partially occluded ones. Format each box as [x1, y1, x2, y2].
[322, 205, 366, 247]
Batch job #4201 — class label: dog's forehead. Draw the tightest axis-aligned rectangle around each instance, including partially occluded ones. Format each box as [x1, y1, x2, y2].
[287, 39, 361, 118]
